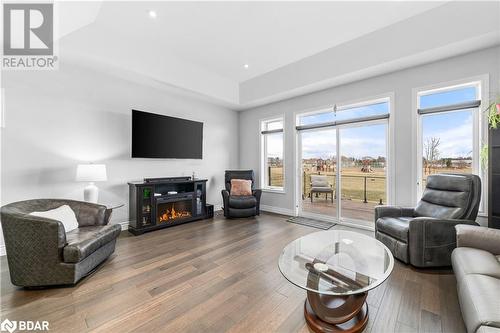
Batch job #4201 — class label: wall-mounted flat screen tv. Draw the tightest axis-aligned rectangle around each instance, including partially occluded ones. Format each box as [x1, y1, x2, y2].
[132, 110, 203, 159]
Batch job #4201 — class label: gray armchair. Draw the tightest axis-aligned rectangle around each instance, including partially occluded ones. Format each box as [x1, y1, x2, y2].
[375, 174, 481, 267]
[221, 170, 262, 218]
[310, 175, 334, 203]
[1, 199, 121, 287]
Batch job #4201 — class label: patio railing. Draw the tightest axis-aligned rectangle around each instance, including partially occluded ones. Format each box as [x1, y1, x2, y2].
[302, 171, 386, 204]
[267, 167, 387, 204]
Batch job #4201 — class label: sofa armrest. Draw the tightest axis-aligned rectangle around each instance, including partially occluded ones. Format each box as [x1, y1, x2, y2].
[253, 189, 262, 214]
[374, 205, 414, 223]
[455, 224, 500, 255]
[221, 190, 230, 217]
[66, 201, 109, 226]
[408, 217, 478, 266]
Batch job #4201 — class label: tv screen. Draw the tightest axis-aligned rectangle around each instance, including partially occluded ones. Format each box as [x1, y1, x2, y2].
[132, 110, 203, 159]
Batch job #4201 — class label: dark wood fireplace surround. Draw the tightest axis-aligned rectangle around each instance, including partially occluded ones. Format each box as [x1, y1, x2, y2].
[128, 177, 209, 235]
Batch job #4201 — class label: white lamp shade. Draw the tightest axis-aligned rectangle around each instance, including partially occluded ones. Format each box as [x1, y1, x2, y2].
[76, 164, 107, 182]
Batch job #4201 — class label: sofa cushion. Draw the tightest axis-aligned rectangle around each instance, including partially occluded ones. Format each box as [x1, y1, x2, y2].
[414, 174, 474, 219]
[63, 224, 121, 263]
[477, 326, 500, 333]
[452, 248, 500, 283]
[311, 187, 333, 193]
[457, 274, 500, 333]
[376, 217, 412, 242]
[228, 207, 256, 218]
[30, 205, 79, 232]
[229, 195, 257, 209]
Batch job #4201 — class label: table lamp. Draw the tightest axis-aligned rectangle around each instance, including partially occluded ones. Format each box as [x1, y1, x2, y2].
[76, 164, 107, 203]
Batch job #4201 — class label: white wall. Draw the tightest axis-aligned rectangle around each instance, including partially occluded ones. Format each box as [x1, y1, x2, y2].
[0, 60, 239, 252]
[239, 46, 500, 221]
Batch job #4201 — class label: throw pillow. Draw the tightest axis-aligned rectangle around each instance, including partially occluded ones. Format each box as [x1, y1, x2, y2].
[311, 175, 329, 188]
[230, 179, 252, 196]
[30, 205, 79, 232]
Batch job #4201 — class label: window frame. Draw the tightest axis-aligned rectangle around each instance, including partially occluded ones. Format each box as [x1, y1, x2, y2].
[414, 76, 488, 215]
[260, 115, 286, 193]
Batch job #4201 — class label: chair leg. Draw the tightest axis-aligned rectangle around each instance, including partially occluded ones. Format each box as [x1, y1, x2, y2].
[311, 192, 313, 203]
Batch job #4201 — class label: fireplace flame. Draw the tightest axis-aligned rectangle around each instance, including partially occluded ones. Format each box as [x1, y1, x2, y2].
[159, 203, 191, 223]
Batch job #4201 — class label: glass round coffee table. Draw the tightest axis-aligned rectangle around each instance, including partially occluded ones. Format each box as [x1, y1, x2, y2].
[278, 230, 394, 333]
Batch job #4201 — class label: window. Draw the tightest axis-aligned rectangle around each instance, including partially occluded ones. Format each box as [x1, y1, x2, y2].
[417, 81, 482, 200]
[261, 118, 284, 191]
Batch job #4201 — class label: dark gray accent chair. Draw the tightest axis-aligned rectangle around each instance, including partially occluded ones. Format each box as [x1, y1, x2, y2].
[375, 174, 481, 267]
[1, 199, 121, 287]
[221, 170, 262, 218]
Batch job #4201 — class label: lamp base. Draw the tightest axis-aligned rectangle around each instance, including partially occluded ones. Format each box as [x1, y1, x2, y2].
[84, 183, 99, 203]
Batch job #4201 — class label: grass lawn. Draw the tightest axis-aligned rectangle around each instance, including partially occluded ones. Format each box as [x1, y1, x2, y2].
[270, 166, 472, 204]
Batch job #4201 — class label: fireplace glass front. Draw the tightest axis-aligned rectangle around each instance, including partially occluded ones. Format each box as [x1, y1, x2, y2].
[157, 198, 192, 224]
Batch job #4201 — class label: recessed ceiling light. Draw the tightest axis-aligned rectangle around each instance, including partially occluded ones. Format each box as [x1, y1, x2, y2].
[244, 64, 249, 69]
[148, 10, 157, 18]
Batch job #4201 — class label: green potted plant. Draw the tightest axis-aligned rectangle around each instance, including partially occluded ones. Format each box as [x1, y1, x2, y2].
[480, 99, 500, 168]
[487, 101, 500, 129]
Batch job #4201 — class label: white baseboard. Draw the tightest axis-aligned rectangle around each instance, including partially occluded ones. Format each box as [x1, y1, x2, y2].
[260, 205, 295, 217]
[0, 245, 5, 256]
[118, 221, 130, 230]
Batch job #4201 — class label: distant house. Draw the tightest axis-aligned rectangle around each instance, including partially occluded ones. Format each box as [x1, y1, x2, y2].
[450, 158, 472, 168]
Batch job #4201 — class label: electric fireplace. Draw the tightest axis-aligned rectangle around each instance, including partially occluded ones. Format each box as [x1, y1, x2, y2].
[156, 195, 193, 224]
[128, 176, 208, 235]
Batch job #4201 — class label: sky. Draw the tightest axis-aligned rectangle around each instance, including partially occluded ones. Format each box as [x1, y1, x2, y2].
[420, 86, 475, 158]
[267, 86, 477, 160]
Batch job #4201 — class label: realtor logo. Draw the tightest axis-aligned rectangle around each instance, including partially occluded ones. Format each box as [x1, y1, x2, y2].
[3, 3, 53, 55]
[2, 3, 57, 69]
[0, 319, 16, 333]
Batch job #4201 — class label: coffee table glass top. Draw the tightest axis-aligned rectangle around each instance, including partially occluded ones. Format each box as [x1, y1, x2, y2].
[278, 230, 394, 296]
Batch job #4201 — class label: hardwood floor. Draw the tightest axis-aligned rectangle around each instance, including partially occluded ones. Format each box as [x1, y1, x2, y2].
[0, 212, 466, 333]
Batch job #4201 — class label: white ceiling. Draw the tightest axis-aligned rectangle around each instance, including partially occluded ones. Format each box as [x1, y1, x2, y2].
[58, 1, 499, 109]
[63, 1, 446, 82]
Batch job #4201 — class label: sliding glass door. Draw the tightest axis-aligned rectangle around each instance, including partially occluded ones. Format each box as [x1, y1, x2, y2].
[297, 98, 390, 226]
[299, 128, 337, 218]
[339, 123, 387, 222]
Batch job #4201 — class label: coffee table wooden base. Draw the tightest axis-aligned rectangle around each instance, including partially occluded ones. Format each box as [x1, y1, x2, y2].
[304, 294, 369, 333]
